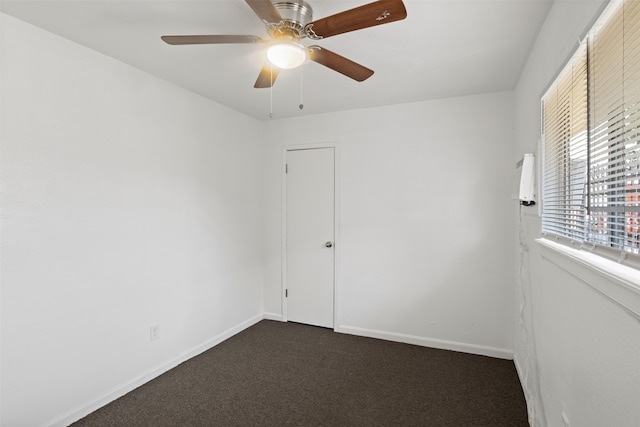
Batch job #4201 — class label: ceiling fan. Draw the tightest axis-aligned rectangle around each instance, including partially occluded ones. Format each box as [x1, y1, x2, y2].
[161, 0, 407, 88]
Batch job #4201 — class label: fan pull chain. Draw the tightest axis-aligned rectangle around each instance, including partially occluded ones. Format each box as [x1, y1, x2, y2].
[299, 62, 304, 110]
[269, 66, 274, 119]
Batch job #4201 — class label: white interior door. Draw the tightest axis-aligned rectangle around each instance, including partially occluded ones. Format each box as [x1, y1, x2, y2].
[286, 147, 335, 328]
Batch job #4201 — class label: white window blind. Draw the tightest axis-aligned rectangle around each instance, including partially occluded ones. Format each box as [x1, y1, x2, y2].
[541, 43, 588, 242]
[588, 0, 640, 254]
[541, 0, 640, 259]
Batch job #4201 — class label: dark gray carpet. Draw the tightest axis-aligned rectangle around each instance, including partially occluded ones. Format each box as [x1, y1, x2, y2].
[72, 320, 528, 426]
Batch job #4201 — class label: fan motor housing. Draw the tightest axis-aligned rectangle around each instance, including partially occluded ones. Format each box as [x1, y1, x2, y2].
[268, 0, 313, 40]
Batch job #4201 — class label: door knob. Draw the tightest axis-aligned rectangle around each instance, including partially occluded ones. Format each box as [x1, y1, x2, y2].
[325, 241, 333, 248]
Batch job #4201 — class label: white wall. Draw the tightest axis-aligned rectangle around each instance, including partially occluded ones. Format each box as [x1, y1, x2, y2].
[514, 1, 640, 426]
[263, 92, 517, 358]
[1, 14, 264, 426]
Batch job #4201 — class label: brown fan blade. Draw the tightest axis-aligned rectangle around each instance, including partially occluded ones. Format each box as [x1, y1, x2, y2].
[161, 35, 263, 45]
[254, 63, 280, 88]
[306, 0, 407, 39]
[308, 46, 374, 82]
[245, 0, 282, 24]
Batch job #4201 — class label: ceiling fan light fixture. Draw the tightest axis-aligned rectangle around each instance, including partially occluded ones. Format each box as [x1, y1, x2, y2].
[267, 42, 307, 69]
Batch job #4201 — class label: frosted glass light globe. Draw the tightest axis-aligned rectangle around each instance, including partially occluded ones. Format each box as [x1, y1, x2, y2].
[267, 42, 307, 69]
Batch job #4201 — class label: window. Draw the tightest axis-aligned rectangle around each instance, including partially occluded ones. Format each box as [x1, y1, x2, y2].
[542, 0, 640, 262]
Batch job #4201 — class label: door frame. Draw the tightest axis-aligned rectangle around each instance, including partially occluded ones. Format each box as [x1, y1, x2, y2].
[281, 143, 340, 330]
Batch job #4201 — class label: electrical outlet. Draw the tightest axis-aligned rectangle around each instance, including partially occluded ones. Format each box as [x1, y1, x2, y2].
[150, 324, 160, 342]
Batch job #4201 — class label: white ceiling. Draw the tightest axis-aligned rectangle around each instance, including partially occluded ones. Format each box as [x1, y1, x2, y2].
[1, 0, 553, 121]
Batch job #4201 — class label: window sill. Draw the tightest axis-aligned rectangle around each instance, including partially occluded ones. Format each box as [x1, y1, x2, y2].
[535, 238, 640, 320]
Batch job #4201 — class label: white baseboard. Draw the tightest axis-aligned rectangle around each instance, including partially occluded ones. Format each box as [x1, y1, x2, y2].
[336, 325, 513, 360]
[50, 314, 264, 427]
[263, 312, 283, 321]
